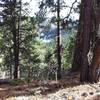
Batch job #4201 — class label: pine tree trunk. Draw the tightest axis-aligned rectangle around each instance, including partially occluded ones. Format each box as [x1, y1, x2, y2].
[57, 0, 61, 79]
[89, 38, 100, 82]
[72, 0, 84, 71]
[70, 0, 100, 83]
[12, 16, 19, 79]
[89, 9, 100, 82]
[11, 0, 19, 79]
[88, 5, 100, 82]
[80, 0, 93, 82]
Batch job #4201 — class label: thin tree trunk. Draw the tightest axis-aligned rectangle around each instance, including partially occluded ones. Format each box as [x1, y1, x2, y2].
[11, 0, 19, 79]
[57, 0, 61, 79]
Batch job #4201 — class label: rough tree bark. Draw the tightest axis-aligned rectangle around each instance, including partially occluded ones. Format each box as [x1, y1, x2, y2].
[89, 38, 100, 82]
[80, 0, 100, 83]
[89, 8, 100, 82]
[69, 0, 100, 82]
[80, 0, 93, 82]
[72, 0, 84, 72]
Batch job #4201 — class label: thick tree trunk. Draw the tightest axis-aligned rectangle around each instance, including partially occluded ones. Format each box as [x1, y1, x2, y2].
[89, 38, 100, 82]
[72, 0, 84, 71]
[80, 0, 93, 82]
[88, 5, 100, 82]
[70, 0, 100, 83]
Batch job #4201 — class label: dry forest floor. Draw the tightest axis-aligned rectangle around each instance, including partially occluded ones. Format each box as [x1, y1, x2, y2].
[0, 71, 100, 100]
